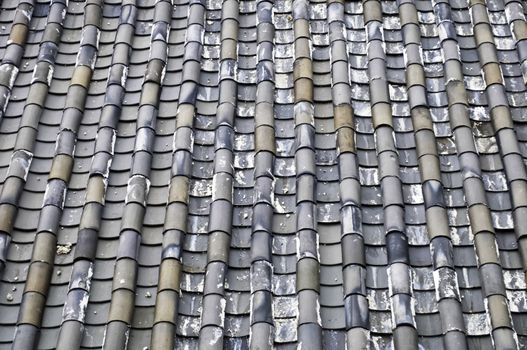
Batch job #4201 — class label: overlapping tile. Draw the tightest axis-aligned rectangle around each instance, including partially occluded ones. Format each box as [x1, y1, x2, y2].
[0, 0, 527, 349]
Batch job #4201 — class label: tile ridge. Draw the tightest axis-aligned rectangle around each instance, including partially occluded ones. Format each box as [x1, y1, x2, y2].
[249, 0, 276, 347]
[54, 2, 138, 349]
[149, 0, 207, 348]
[363, 0, 418, 347]
[398, 1, 469, 349]
[469, 0, 524, 346]
[197, 0, 239, 347]
[0, 0, 35, 123]
[12, 0, 105, 347]
[101, 1, 173, 348]
[472, 0, 527, 275]
[0, 0, 66, 279]
[292, 0, 323, 346]
[435, 0, 518, 347]
[328, 1, 370, 348]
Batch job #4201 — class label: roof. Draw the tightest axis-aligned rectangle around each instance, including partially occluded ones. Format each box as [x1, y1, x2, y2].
[0, 0, 526, 348]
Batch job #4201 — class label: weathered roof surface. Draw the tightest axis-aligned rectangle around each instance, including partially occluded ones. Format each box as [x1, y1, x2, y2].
[0, 0, 527, 348]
